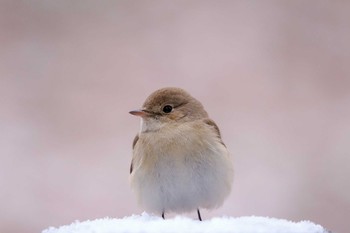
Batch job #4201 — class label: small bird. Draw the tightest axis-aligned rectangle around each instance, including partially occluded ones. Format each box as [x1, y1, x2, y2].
[129, 87, 233, 221]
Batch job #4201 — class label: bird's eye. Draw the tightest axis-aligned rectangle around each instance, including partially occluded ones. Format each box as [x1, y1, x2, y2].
[162, 105, 173, 113]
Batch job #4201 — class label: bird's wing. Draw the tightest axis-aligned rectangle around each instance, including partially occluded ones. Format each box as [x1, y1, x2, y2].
[132, 134, 139, 149]
[130, 159, 134, 174]
[203, 118, 226, 147]
[130, 134, 139, 174]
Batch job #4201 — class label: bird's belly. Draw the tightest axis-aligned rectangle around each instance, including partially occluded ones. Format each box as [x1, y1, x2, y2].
[132, 157, 207, 213]
[130, 138, 233, 214]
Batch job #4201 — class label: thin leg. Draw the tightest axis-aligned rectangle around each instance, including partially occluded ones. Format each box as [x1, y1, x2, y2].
[162, 211, 165, 219]
[197, 209, 202, 221]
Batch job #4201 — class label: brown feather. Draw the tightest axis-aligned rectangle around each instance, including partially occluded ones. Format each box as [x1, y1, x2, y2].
[132, 134, 139, 149]
[130, 134, 139, 174]
[203, 118, 226, 147]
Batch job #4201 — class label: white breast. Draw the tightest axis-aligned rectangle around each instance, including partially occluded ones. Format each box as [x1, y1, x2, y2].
[130, 121, 233, 215]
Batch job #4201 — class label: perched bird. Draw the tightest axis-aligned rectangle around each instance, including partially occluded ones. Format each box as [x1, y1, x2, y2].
[129, 87, 233, 221]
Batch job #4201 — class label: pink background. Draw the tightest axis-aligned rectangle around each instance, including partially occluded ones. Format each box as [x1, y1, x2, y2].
[1, 1, 349, 232]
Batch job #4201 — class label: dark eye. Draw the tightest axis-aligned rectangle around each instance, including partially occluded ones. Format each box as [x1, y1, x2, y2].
[162, 105, 173, 113]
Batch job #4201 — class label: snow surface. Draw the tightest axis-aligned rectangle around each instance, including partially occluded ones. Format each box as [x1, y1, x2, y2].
[42, 212, 327, 233]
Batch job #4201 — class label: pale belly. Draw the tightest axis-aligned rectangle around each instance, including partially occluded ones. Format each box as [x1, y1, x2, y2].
[130, 127, 233, 214]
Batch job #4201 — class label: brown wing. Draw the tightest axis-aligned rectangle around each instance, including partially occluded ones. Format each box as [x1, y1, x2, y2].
[132, 134, 139, 149]
[130, 134, 139, 174]
[130, 160, 133, 174]
[203, 118, 226, 147]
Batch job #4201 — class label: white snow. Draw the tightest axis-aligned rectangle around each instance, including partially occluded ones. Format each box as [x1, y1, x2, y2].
[42, 212, 327, 233]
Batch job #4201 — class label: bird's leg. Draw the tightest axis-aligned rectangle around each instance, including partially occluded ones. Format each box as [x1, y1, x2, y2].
[197, 209, 202, 221]
[162, 211, 165, 220]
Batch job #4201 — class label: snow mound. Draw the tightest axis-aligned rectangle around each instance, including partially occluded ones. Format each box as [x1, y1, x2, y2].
[42, 212, 328, 233]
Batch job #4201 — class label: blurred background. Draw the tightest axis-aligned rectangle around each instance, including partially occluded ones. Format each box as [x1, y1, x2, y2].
[1, 1, 349, 232]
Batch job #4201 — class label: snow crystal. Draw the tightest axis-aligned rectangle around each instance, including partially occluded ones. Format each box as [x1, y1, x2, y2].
[42, 212, 328, 233]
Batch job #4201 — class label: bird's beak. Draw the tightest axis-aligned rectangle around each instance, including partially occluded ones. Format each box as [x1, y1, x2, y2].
[129, 109, 151, 117]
